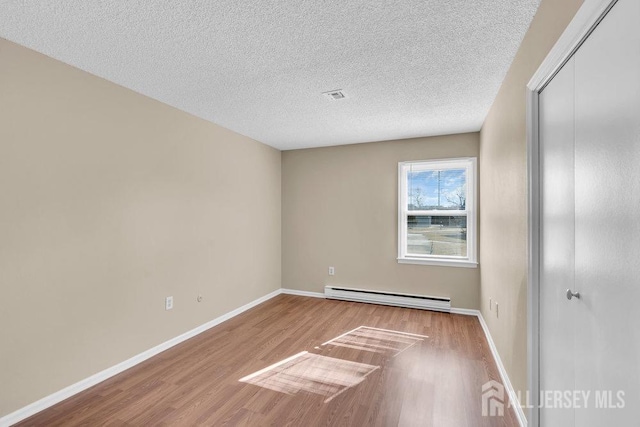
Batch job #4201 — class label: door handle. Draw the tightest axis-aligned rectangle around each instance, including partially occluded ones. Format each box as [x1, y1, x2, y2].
[566, 289, 580, 300]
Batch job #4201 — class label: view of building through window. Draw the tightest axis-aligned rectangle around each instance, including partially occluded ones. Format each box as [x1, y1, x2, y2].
[407, 168, 467, 257]
[398, 158, 476, 266]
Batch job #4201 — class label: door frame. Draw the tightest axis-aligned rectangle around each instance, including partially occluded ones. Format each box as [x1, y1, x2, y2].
[526, 0, 618, 425]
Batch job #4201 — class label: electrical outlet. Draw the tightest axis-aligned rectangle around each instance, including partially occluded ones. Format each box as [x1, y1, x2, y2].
[328, 266, 335, 276]
[165, 296, 174, 310]
[496, 302, 499, 318]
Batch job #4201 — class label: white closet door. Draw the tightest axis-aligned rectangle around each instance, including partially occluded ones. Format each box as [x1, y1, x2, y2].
[539, 56, 576, 427]
[573, 0, 640, 425]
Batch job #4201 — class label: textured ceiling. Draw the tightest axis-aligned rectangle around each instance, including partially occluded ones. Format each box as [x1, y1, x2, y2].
[0, 0, 540, 150]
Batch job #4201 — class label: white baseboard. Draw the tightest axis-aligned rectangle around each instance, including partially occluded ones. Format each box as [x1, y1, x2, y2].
[475, 311, 527, 427]
[0, 288, 282, 427]
[280, 288, 325, 298]
[449, 307, 480, 316]
[1, 289, 524, 427]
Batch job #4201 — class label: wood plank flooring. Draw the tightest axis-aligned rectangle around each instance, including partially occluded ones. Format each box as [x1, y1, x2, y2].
[15, 295, 519, 426]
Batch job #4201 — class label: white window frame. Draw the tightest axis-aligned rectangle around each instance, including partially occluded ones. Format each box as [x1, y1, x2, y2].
[397, 157, 478, 268]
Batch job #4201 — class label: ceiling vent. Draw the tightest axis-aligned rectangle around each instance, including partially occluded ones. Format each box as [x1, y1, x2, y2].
[323, 90, 346, 100]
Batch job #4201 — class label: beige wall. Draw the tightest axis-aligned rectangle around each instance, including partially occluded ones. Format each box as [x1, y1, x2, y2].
[0, 39, 281, 417]
[282, 133, 480, 309]
[0, 0, 587, 417]
[479, 0, 583, 404]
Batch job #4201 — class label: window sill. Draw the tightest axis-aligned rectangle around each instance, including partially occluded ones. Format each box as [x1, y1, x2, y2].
[397, 257, 478, 268]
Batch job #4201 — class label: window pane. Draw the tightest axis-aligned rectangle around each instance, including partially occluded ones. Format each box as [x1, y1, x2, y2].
[407, 215, 467, 257]
[407, 168, 466, 211]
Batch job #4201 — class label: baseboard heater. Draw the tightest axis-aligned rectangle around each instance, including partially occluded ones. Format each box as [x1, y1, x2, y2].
[324, 286, 451, 312]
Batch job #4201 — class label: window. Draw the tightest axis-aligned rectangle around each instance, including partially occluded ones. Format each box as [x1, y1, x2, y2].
[398, 158, 477, 267]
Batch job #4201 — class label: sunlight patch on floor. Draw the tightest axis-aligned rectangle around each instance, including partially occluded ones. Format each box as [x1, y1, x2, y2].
[239, 325, 428, 402]
[322, 326, 428, 357]
[239, 351, 379, 402]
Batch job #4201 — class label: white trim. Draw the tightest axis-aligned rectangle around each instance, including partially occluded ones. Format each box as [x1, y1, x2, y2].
[526, 87, 541, 427]
[454, 310, 527, 426]
[397, 157, 478, 267]
[447, 309, 527, 426]
[0, 290, 523, 426]
[0, 288, 282, 427]
[280, 288, 325, 298]
[401, 209, 467, 217]
[398, 157, 475, 171]
[526, 1, 617, 426]
[397, 257, 478, 268]
[449, 307, 480, 316]
[476, 312, 527, 427]
[527, 0, 618, 91]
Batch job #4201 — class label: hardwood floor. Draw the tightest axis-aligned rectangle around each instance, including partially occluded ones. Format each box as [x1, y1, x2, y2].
[15, 295, 519, 426]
